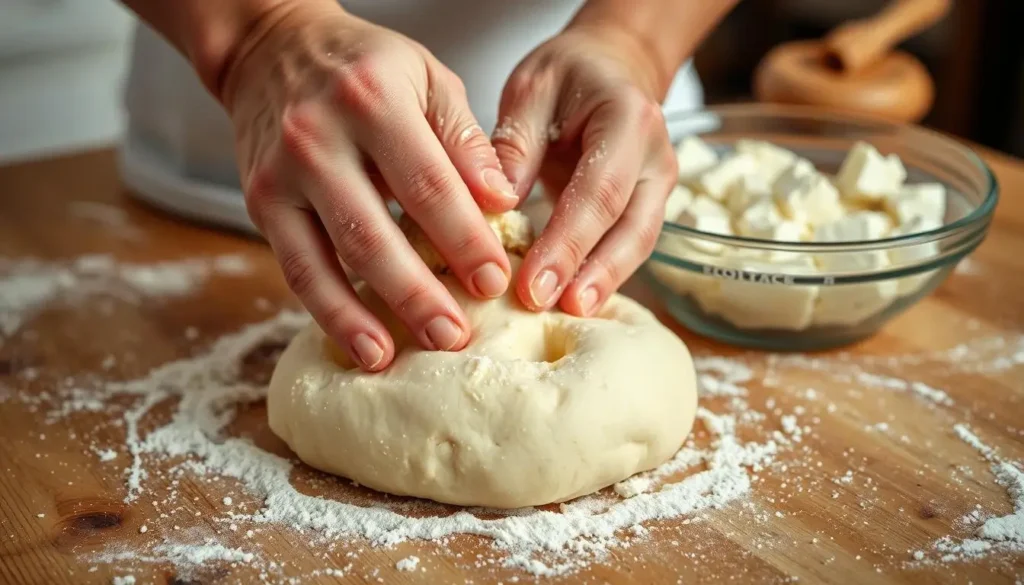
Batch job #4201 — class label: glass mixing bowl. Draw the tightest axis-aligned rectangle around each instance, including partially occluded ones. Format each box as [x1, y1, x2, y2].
[644, 104, 998, 350]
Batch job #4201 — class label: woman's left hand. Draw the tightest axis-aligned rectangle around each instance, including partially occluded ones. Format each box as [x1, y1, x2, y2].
[492, 22, 678, 317]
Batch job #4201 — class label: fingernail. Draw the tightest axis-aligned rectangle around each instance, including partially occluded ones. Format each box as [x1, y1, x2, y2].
[471, 262, 508, 298]
[483, 168, 518, 204]
[578, 287, 599, 316]
[425, 315, 463, 351]
[351, 333, 384, 369]
[529, 269, 560, 308]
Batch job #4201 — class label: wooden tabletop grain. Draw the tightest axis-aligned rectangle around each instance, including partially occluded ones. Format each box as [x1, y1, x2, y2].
[0, 147, 1022, 585]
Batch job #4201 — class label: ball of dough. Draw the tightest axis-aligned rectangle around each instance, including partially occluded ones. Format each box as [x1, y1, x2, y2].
[268, 215, 698, 509]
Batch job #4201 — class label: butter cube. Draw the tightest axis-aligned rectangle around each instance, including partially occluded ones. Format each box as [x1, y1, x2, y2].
[735, 199, 782, 235]
[675, 136, 720, 181]
[835, 141, 907, 201]
[725, 174, 773, 214]
[647, 238, 722, 314]
[744, 219, 807, 244]
[812, 251, 899, 326]
[712, 256, 819, 331]
[663, 184, 695, 222]
[813, 211, 894, 242]
[694, 154, 757, 200]
[774, 170, 845, 226]
[888, 216, 943, 296]
[885, 182, 946, 226]
[736, 139, 799, 183]
[677, 195, 733, 254]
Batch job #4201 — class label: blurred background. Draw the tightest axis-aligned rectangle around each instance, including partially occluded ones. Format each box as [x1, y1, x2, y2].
[0, 0, 1022, 164]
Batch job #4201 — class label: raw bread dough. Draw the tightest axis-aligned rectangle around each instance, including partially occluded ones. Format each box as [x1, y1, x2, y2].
[268, 212, 698, 508]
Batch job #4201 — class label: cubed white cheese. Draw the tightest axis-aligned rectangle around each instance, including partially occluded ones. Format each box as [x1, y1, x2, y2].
[735, 199, 782, 235]
[676, 195, 733, 254]
[885, 182, 946, 226]
[675, 136, 720, 181]
[773, 158, 816, 191]
[725, 174, 773, 214]
[663, 184, 694, 222]
[834, 141, 906, 201]
[774, 170, 845, 226]
[736, 139, 799, 183]
[711, 256, 819, 331]
[743, 219, 807, 246]
[812, 251, 899, 326]
[813, 211, 893, 242]
[887, 216, 943, 296]
[647, 238, 722, 314]
[693, 153, 757, 200]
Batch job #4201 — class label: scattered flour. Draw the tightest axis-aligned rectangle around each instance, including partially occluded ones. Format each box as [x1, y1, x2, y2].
[5, 267, 1022, 582]
[0, 254, 251, 337]
[111, 576, 136, 585]
[97, 449, 118, 462]
[930, 425, 1024, 562]
[35, 311, 789, 578]
[395, 556, 420, 571]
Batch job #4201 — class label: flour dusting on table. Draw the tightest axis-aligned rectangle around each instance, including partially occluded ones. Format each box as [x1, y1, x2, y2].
[2, 255, 1023, 583]
[0, 254, 251, 337]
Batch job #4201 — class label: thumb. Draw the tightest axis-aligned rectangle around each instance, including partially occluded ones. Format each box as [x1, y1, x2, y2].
[426, 65, 519, 213]
[491, 69, 558, 202]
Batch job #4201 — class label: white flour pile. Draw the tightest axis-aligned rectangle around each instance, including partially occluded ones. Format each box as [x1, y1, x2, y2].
[0, 253, 251, 337]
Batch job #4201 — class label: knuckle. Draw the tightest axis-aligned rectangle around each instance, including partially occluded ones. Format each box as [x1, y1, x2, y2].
[635, 212, 663, 255]
[618, 86, 661, 128]
[553, 231, 589, 270]
[589, 172, 630, 225]
[448, 228, 489, 261]
[316, 302, 356, 337]
[449, 120, 487, 149]
[444, 68, 467, 98]
[279, 107, 321, 169]
[335, 222, 392, 271]
[637, 98, 664, 129]
[392, 281, 432, 318]
[333, 56, 388, 116]
[588, 254, 622, 288]
[278, 248, 319, 299]
[243, 169, 279, 230]
[662, 146, 679, 179]
[402, 162, 459, 211]
[502, 67, 552, 105]
[490, 117, 533, 166]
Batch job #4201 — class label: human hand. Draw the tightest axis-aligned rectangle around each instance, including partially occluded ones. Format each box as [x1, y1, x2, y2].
[492, 23, 678, 317]
[220, 2, 518, 371]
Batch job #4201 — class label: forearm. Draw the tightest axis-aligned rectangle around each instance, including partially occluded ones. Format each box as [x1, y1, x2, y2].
[118, 0, 321, 101]
[570, 0, 739, 97]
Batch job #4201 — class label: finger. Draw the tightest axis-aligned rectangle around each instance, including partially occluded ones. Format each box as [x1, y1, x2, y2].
[426, 65, 518, 212]
[278, 104, 472, 352]
[560, 174, 674, 317]
[516, 95, 655, 311]
[491, 67, 559, 201]
[357, 101, 513, 302]
[260, 203, 395, 371]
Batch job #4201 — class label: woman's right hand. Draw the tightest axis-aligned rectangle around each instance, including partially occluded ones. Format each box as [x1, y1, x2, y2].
[219, 1, 519, 371]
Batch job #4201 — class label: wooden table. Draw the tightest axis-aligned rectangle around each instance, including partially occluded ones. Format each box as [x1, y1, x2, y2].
[0, 147, 1022, 585]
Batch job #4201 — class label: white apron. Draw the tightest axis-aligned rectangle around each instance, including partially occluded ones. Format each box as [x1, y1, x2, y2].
[118, 0, 704, 233]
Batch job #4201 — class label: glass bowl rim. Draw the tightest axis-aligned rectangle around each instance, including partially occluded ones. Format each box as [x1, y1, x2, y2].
[659, 103, 999, 251]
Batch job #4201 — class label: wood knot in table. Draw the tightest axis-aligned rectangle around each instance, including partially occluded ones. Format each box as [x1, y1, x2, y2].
[52, 497, 128, 550]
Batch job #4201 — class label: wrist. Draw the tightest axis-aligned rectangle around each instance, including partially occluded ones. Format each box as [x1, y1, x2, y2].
[187, 0, 336, 105]
[565, 19, 673, 99]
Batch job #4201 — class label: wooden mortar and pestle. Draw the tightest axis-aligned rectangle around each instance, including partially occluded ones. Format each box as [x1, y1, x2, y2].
[754, 0, 952, 123]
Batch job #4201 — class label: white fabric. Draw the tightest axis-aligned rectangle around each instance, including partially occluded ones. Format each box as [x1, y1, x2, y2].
[118, 0, 705, 233]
